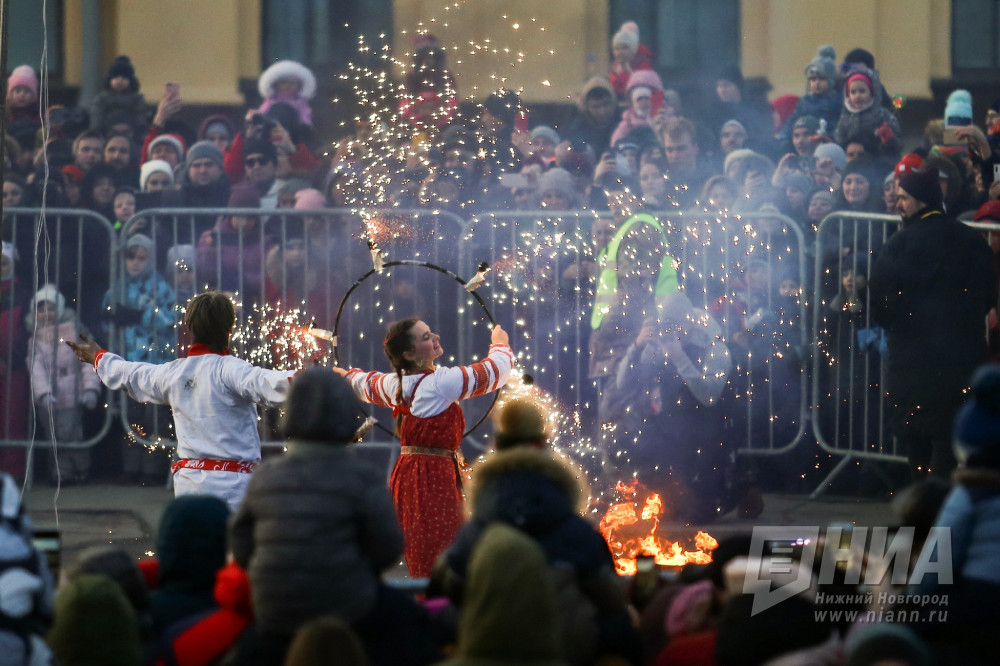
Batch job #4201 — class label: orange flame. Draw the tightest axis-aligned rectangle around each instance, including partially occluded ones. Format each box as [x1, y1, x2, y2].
[598, 483, 717, 576]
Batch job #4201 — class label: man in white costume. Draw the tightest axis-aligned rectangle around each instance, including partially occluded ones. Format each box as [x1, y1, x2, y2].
[68, 291, 298, 510]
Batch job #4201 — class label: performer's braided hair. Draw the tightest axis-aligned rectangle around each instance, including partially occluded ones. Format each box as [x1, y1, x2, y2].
[383, 318, 420, 436]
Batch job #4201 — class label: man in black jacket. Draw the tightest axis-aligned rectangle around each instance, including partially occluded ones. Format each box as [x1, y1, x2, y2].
[869, 167, 998, 478]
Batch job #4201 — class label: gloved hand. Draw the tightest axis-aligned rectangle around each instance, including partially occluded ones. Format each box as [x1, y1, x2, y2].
[875, 122, 894, 145]
[83, 390, 99, 410]
[111, 306, 143, 327]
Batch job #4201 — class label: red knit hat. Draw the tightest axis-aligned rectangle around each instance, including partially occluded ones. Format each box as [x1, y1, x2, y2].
[894, 153, 923, 178]
[60, 164, 84, 185]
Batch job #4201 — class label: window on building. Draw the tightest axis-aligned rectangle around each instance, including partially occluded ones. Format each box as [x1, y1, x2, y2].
[262, 0, 392, 70]
[7, 0, 62, 79]
[952, 0, 1000, 74]
[609, 0, 739, 75]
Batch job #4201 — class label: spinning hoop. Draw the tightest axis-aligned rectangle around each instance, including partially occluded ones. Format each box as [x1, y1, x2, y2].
[333, 260, 500, 438]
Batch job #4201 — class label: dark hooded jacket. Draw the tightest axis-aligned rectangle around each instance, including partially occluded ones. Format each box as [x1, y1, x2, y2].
[149, 496, 230, 632]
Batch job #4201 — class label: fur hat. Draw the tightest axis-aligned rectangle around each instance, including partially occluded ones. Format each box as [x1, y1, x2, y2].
[258, 60, 317, 100]
[32, 283, 66, 319]
[280, 367, 363, 443]
[493, 399, 547, 450]
[805, 45, 837, 90]
[897, 167, 943, 209]
[6, 64, 37, 96]
[147, 134, 186, 162]
[953, 365, 1000, 468]
[139, 160, 174, 191]
[814, 143, 847, 173]
[612, 21, 640, 52]
[185, 141, 224, 171]
[293, 188, 327, 210]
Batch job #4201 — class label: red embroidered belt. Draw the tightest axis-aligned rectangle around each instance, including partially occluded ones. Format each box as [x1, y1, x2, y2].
[170, 458, 258, 474]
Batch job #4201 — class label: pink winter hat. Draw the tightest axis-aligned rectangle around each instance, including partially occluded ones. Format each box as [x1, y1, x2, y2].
[626, 69, 663, 95]
[293, 188, 327, 210]
[7, 65, 38, 96]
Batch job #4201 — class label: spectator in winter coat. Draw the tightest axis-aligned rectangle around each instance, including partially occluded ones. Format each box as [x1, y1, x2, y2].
[231, 367, 440, 666]
[25, 284, 102, 483]
[777, 46, 842, 145]
[90, 55, 148, 139]
[564, 77, 620, 158]
[608, 21, 653, 103]
[834, 67, 902, 165]
[440, 399, 640, 666]
[869, 168, 998, 478]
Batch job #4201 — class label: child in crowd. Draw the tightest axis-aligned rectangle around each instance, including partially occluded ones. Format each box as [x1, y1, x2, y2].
[778, 45, 842, 144]
[336, 320, 514, 578]
[25, 284, 102, 484]
[112, 187, 137, 231]
[400, 33, 459, 135]
[68, 292, 300, 509]
[610, 69, 664, 147]
[608, 21, 653, 102]
[257, 60, 317, 127]
[166, 244, 197, 355]
[102, 233, 176, 484]
[89, 56, 147, 138]
[5, 65, 41, 152]
[834, 66, 902, 162]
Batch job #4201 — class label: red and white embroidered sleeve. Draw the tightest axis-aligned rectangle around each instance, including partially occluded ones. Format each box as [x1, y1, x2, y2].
[346, 369, 397, 408]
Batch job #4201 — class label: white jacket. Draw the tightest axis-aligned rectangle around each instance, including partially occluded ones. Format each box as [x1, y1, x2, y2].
[95, 350, 295, 509]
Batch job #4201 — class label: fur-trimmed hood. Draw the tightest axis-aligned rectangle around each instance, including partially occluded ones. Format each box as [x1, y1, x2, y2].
[470, 447, 588, 515]
[258, 60, 316, 100]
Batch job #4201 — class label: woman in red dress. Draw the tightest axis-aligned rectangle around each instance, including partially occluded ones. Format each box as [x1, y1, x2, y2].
[338, 319, 514, 577]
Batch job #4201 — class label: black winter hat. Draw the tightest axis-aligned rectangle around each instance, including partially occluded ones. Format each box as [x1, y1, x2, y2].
[897, 167, 943, 209]
[482, 89, 520, 127]
[844, 48, 875, 69]
[280, 367, 364, 443]
[108, 55, 136, 80]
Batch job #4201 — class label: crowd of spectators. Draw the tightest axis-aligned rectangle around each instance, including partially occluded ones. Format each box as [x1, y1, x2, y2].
[2, 21, 1000, 665]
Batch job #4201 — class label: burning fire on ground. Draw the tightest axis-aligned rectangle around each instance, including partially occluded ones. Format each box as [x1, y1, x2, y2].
[598, 480, 718, 576]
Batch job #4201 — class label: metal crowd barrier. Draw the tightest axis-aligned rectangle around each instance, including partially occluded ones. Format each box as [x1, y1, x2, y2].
[18, 204, 1000, 499]
[0, 208, 118, 476]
